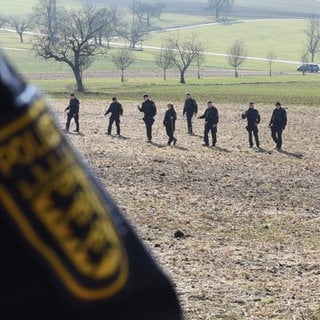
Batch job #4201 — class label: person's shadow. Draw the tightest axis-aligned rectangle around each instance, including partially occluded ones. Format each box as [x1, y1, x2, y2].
[149, 142, 189, 150]
[189, 133, 203, 139]
[255, 147, 271, 154]
[150, 141, 167, 148]
[63, 130, 85, 136]
[278, 149, 304, 159]
[116, 134, 130, 140]
[257, 147, 304, 158]
[105, 133, 130, 140]
[213, 146, 231, 153]
[173, 145, 189, 151]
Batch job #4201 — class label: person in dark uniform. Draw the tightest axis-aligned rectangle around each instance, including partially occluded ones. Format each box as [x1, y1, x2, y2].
[183, 93, 198, 134]
[105, 96, 123, 136]
[241, 102, 261, 148]
[137, 93, 157, 142]
[198, 100, 219, 147]
[163, 103, 177, 146]
[269, 101, 287, 150]
[65, 93, 80, 133]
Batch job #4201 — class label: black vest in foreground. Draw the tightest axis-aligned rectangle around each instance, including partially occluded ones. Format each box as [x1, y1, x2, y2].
[0, 53, 182, 320]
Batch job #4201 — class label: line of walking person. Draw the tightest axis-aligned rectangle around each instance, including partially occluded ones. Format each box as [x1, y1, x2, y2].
[64, 92, 287, 151]
[241, 101, 287, 151]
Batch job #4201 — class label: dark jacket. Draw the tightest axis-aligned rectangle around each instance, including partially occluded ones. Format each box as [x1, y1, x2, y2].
[199, 106, 219, 125]
[269, 107, 287, 129]
[183, 98, 198, 116]
[139, 99, 157, 120]
[242, 108, 260, 126]
[163, 109, 177, 127]
[65, 98, 79, 115]
[105, 102, 123, 118]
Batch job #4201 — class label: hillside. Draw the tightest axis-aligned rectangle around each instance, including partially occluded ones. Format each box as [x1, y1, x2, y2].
[1, 0, 320, 18]
[84, 0, 320, 18]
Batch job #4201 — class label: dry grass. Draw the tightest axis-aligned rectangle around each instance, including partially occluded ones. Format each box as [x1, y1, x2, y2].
[51, 99, 320, 320]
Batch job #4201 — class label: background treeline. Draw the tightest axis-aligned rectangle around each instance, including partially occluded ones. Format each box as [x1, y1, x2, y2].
[2, 0, 320, 18]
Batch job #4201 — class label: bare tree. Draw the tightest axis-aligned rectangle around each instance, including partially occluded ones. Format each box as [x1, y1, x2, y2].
[154, 2, 166, 19]
[32, 0, 61, 44]
[155, 46, 174, 80]
[111, 49, 134, 82]
[93, 6, 122, 48]
[304, 14, 320, 62]
[300, 50, 310, 75]
[7, 16, 32, 43]
[166, 34, 204, 84]
[117, 1, 153, 49]
[32, 5, 109, 92]
[227, 39, 247, 78]
[118, 20, 150, 49]
[195, 53, 205, 79]
[134, 2, 163, 26]
[266, 51, 277, 76]
[208, 0, 234, 19]
[0, 15, 8, 29]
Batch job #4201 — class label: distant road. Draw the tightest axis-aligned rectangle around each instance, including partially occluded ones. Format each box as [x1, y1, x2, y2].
[112, 20, 303, 65]
[1, 22, 303, 66]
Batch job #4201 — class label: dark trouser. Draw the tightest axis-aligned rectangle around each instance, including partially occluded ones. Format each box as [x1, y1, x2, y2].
[204, 124, 217, 146]
[66, 113, 79, 132]
[165, 123, 175, 145]
[108, 116, 120, 135]
[144, 118, 154, 141]
[247, 125, 259, 147]
[186, 113, 193, 133]
[271, 127, 283, 149]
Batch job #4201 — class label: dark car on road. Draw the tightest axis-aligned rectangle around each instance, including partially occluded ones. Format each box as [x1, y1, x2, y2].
[297, 63, 320, 73]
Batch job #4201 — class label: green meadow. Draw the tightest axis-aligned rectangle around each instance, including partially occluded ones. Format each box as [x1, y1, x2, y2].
[1, 9, 320, 105]
[146, 19, 307, 70]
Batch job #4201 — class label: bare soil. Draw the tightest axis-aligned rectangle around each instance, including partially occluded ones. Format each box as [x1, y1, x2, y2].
[52, 99, 320, 320]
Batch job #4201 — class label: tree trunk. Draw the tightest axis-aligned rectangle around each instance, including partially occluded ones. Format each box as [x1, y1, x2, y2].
[163, 68, 166, 81]
[215, 8, 219, 19]
[311, 53, 315, 62]
[130, 39, 135, 49]
[121, 69, 124, 82]
[73, 67, 85, 92]
[235, 67, 238, 78]
[180, 71, 185, 84]
[19, 32, 23, 43]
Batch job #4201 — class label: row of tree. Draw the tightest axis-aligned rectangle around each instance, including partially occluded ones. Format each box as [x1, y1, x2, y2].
[0, 0, 261, 91]
[0, 0, 167, 91]
[1, 1, 318, 91]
